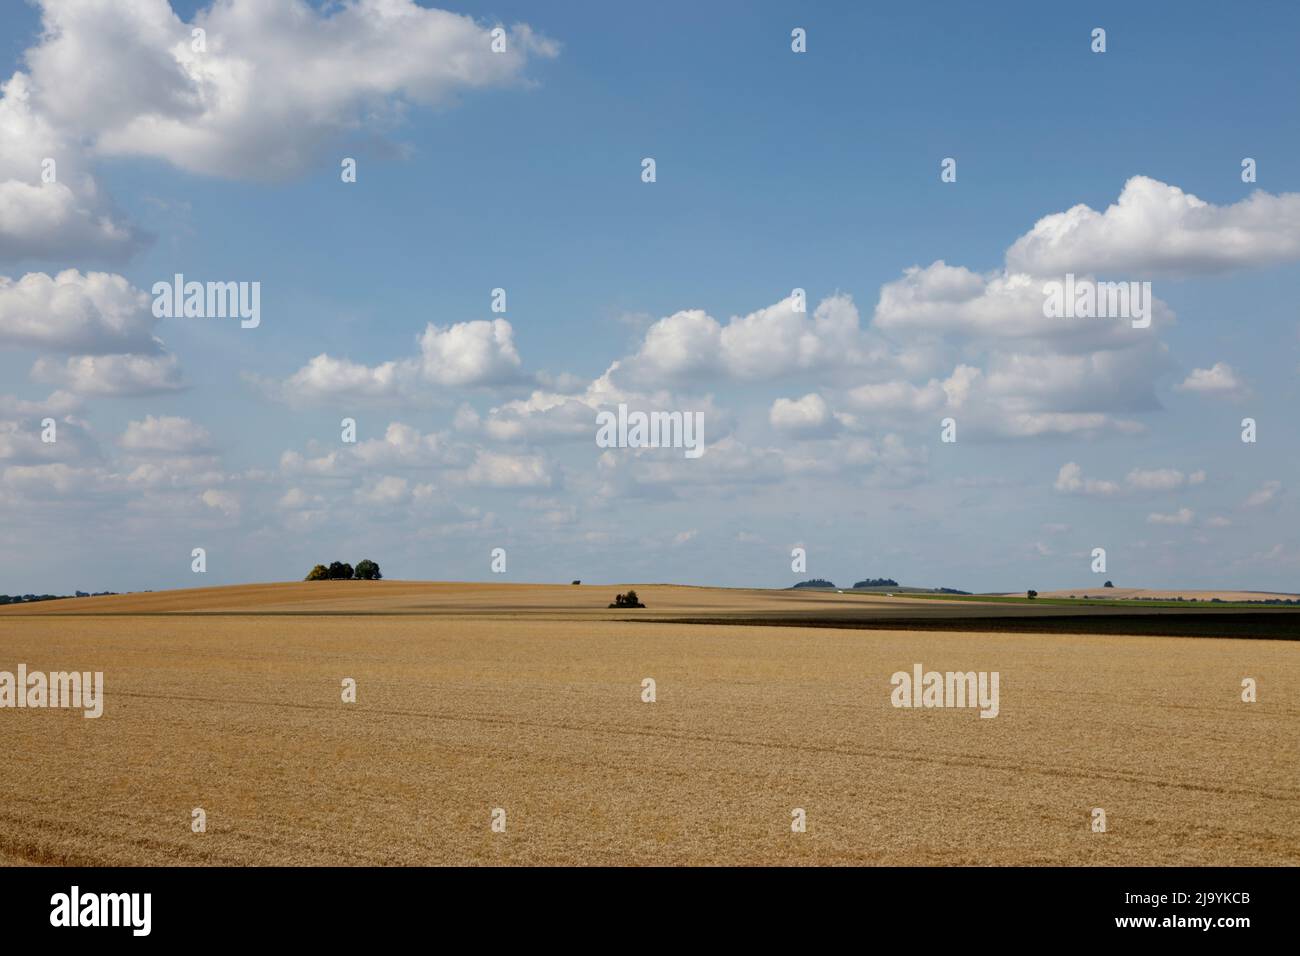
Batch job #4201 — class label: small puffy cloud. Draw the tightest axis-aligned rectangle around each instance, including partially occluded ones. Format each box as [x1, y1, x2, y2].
[461, 450, 552, 488]
[843, 379, 947, 415]
[873, 261, 1170, 348]
[994, 412, 1145, 439]
[356, 475, 410, 505]
[468, 369, 731, 448]
[1175, 362, 1247, 400]
[200, 488, 239, 516]
[31, 352, 183, 395]
[277, 487, 323, 510]
[611, 308, 718, 382]
[279, 449, 343, 478]
[416, 319, 523, 387]
[1125, 467, 1189, 492]
[272, 319, 525, 405]
[981, 348, 1170, 414]
[769, 393, 835, 435]
[1057, 463, 1204, 496]
[615, 293, 887, 387]
[718, 293, 870, 379]
[876, 263, 1041, 340]
[672, 529, 698, 546]
[119, 415, 211, 453]
[1147, 508, 1193, 525]
[1054, 462, 1120, 496]
[0, 270, 158, 354]
[0, 415, 96, 464]
[481, 391, 596, 442]
[352, 422, 448, 468]
[274, 354, 403, 405]
[1006, 176, 1300, 277]
[2, 461, 94, 496]
[0, 389, 81, 418]
[1243, 480, 1281, 508]
[125, 455, 223, 489]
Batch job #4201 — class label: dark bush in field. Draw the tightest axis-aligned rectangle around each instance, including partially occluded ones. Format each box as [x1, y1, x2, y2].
[609, 590, 645, 608]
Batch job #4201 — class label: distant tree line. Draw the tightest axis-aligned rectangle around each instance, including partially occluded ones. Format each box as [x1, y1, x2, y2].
[791, 578, 969, 593]
[1129, 596, 1298, 604]
[1, 593, 62, 604]
[305, 559, 382, 581]
[1, 591, 117, 605]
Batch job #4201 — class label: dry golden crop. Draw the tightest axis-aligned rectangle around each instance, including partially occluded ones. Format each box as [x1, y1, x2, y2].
[1, 583, 1296, 865]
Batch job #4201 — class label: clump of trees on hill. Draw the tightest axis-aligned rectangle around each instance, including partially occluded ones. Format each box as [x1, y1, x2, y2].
[305, 559, 382, 581]
[609, 590, 645, 608]
[792, 579, 836, 589]
[853, 578, 899, 588]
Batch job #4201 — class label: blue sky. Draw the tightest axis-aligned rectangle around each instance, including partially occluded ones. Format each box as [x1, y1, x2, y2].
[2, 0, 1298, 594]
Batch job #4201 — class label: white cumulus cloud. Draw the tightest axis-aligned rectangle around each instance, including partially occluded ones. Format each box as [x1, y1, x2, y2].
[1006, 176, 1300, 277]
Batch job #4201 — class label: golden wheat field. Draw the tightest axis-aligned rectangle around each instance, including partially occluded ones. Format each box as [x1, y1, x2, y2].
[1, 582, 1297, 866]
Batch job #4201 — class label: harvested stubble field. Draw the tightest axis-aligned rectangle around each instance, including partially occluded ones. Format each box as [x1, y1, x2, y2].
[1, 582, 1297, 866]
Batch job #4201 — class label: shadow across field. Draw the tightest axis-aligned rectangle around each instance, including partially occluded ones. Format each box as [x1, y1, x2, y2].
[650, 611, 1300, 640]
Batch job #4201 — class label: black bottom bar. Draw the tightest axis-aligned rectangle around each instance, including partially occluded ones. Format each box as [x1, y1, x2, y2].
[0, 866, 1282, 942]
